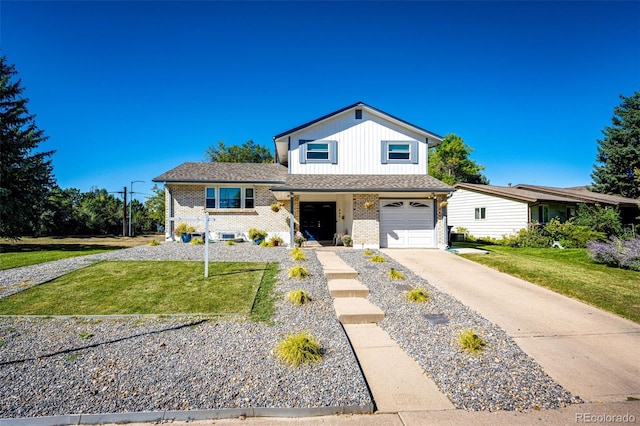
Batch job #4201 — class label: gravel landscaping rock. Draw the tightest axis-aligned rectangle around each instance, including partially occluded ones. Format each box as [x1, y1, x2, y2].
[0, 242, 371, 418]
[337, 250, 583, 411]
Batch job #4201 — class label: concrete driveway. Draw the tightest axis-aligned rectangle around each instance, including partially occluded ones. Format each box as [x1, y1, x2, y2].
[382, 248, 640, 404]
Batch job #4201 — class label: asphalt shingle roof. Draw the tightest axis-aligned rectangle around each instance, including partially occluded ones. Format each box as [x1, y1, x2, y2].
[271, 174, 453, 192]
[152, 162, 288, 184]
[456, 183, 640, 206]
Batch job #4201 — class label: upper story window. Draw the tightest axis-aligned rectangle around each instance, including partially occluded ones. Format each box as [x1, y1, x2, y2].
[299, 140, 337, 164]
[381, 140, 419, 164]
[205, 186, 255, 209]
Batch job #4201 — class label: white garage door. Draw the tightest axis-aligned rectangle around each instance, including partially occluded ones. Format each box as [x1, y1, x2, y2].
[380, 199, 435, 248]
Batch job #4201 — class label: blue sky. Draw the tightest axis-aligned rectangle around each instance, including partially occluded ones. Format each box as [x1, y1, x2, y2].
[1, 1, 638, 201]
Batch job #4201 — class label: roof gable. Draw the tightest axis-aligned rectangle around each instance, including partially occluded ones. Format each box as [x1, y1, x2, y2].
[273, 102, 443, 142]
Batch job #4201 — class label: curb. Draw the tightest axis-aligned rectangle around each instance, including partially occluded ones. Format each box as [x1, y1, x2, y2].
[0, 404, 375, 426]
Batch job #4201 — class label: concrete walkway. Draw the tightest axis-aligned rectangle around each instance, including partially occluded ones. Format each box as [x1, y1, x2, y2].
[383, 248, 640, 403]
[314, 251, 454, 413]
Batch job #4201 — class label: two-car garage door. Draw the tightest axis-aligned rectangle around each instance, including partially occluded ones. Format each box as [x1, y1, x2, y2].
[380, 199, 435, 248]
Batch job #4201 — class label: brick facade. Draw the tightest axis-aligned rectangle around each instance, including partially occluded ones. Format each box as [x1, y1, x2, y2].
[165, 184, 291, 242]
[352, 194, 380, 248]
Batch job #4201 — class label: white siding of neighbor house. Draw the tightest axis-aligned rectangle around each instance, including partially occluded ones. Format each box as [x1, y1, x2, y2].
[287, 110, 429, 175]
[448, 189, 529, 239]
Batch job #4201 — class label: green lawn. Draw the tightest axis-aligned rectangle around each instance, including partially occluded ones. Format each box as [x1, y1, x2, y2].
[0, 247, 119, 270]
[459, 245, 640, 323]
[0, 236, 158, 270]
[0, 261, 277, 316]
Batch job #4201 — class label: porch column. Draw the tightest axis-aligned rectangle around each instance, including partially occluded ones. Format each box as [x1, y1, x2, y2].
[289, 192, 294, 248]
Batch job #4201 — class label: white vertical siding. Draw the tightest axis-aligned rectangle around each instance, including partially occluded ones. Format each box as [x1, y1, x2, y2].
[287, 110, 428, 175]
[448, 189, 529, 239]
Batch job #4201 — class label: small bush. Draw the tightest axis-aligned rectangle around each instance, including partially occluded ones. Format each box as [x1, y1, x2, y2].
[291, 248, 307, 261]
[190, 238, 204, 245]
[259, 240, 270, 247]
[274, 331, 322, 367]
[288, 265, 310, 280]
[148, 239, 160, 246]
[78, 332, 93, 339]
[287, 289, 311, 306]
[405, 287, 429, 303]
[503, 224, 551, 248]
[225, 240, 235, 246]
[363, 249, 373, 256]
[458, 329, 487, 353]
[588, 236, 640, 271]
[388, 268, 404, 280]
[370, 255, 386, 263]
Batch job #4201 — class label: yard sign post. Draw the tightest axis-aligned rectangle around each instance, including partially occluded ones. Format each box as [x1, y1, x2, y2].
[168, 214, 213, 278]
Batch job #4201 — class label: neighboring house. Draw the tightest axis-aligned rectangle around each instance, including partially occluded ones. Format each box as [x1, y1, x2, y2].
[448, 183, 640, 240]
[153, 102, 454, 248]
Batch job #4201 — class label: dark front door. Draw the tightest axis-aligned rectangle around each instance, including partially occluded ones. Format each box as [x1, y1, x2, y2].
[300, 202, 336, 241]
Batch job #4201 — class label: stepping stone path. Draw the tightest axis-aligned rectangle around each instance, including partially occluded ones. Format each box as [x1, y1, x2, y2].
[314, 251, 454, 413]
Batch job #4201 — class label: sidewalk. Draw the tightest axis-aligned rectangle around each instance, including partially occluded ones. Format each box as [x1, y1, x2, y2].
[383, 248, 640, 403]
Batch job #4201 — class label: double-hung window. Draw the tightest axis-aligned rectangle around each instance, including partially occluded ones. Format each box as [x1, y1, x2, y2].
[381, 140, 419, 164]
[299, 140, 337, 164]
[205, 187, 255, 209]
[474, 207, 486, 220]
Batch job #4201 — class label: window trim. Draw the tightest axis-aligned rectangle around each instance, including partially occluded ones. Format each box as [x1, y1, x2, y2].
[474, 207, 486, 220]
[381, 140, 419, 164]
[299, 139, 338, 164]
[204, 186, 256, 210]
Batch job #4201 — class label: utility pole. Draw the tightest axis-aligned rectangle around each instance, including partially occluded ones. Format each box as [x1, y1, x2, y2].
[122, 186, 127, 236]
[129, 180, 145, 237]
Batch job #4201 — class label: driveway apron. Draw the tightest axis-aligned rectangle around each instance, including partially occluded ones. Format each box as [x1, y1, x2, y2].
[383, 248, 640, 403]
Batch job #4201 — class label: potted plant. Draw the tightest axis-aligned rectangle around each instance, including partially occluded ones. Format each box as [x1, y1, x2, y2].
[174, 222, 196, 243]
[294, 234, 306, 248]
[268, 235, 284, 247]
[248, 228, 268, 245]
[341, 234, 353, 247]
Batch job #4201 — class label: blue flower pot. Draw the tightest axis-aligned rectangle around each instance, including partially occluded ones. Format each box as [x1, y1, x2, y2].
[181, 233, 192, 243]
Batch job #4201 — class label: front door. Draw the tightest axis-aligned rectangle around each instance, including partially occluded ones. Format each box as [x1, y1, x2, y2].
[300, 202, 336, 241]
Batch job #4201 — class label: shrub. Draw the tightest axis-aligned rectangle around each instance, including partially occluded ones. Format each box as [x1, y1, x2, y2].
[370, 255, 386, 263]
[190, 238, 204, 245]
[588, 236, 640, 271]
[225, 240, 235, 246]
[544, 218, 605, 248]
[458, 329, 487, 354]
[363, 249, 373, 256]
[405, 287, 429, 303]
[341, 235, 353, 247]
[503, 224, 551, 248]
[574, 204, 623, 237]
[388, 268, 404, 280]
[148, 239, 160, 246]
[274, 331, 322, 367]
[288, 265, 310, 280]
[287, 289, 311, 306]
[259, 240, 270, 247]
[291, 248, 307, 261]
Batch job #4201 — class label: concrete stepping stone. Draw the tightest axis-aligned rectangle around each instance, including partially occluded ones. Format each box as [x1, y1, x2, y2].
[343, 324, 455, 413]
[328, 279, 370, 298]
[315, 251, 359, 280]
[334, 297, 384, 324]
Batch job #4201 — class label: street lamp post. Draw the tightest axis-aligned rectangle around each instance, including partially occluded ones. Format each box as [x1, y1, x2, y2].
[129, 180, 145, 236]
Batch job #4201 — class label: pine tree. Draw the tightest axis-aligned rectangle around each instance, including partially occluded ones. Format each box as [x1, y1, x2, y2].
[591, 91, 640, 199]
[0, 54, 56, 239]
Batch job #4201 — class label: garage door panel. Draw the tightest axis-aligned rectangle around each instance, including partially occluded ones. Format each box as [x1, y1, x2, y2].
[380, 199, 435, 248]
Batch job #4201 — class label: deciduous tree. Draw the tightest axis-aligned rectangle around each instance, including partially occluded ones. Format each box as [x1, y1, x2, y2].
[205, 140, 273, 163]
[428, 133, 488, 185]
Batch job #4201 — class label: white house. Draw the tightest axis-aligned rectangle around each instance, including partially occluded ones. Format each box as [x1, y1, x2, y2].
[447, 183, 640, 240]
[153, 102, 454, 248]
